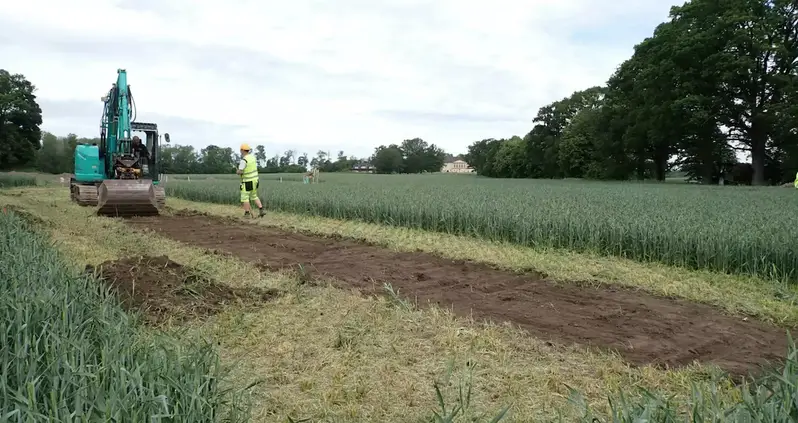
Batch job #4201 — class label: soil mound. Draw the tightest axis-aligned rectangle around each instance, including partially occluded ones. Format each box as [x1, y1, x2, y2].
[86, 255, 279, 324]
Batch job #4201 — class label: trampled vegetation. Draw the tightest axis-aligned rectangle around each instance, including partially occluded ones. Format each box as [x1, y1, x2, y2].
[165, 173, 798, 282]
[0, 210, 247, 421]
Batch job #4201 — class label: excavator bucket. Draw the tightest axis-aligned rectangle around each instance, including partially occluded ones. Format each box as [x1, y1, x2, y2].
[96, 179, 165, 217]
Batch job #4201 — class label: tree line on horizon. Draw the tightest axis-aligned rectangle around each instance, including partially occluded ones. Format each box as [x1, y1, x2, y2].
[4, 129, 453, 175]
[465, 0, 797, 185]
[26, 132, 358, 175]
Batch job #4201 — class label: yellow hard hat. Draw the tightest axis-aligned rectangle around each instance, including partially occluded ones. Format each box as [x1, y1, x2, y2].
[240, 143, 251, 151]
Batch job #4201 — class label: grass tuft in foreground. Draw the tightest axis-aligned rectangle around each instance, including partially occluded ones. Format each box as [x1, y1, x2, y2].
[562, 335, 798, 422]
[0, 209, 250, 421]
[385, 335, 798, 422]
[450, 336, 798, 422]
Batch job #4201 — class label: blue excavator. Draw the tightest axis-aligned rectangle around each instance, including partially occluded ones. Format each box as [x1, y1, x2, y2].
[69, 69, 170, 216]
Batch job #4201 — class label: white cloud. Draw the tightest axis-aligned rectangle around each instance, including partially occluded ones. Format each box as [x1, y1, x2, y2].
[1, 0, 676, 158]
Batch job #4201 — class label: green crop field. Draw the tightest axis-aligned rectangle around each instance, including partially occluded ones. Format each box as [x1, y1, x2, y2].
[164, 172, 798, 282]
[0, 173, 38, 188]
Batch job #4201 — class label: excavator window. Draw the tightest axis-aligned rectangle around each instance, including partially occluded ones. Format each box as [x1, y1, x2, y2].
[145, 132, 155, 155]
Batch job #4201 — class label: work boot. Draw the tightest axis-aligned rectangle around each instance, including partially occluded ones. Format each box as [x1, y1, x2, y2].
[258, 208, 266, 218]
[244, 210, 251, 218]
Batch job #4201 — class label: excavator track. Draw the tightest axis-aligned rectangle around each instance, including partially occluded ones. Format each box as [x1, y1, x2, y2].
[71, 183, 99, 207]
[96, 179, 164, 217]
[154, 185, 166, 210]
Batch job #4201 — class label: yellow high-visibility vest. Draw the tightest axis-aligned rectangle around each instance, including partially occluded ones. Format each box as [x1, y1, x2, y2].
[241, 154, 258, 183]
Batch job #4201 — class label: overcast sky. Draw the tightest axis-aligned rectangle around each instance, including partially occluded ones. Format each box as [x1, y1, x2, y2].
[2, 0, 678, 159]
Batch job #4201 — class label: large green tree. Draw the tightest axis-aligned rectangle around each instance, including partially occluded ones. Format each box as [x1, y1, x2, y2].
[372, 144, 404, 173]
[466, 0, 798, 186]
[31, 132, 99, 174]
[668, 0, 797, 185]
[0, 70, 43, 170]
[371, 138, 446, 174]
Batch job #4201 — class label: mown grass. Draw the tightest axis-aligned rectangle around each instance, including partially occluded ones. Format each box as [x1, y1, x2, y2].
[164, 173, 798, 283]
[5, 187, 798, 422]
[0, 208, 249, 421]
[0, 187, 741, 422]
[0, 173, 37, 188]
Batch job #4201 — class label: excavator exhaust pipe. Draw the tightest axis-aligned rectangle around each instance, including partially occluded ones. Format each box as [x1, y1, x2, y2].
[96, 179, 165, 217]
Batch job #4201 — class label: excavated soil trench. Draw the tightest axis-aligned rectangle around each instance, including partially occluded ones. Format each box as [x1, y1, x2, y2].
[87, 255, 279, 324]
[125, 212, 791, 376]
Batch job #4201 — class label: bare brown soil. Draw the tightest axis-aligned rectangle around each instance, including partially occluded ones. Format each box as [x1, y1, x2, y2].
[125, 212, 791, 376]
[87, 255, 279, 324]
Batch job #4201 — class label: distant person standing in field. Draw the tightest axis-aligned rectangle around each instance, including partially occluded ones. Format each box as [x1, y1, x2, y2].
[236, 143, 265, 218]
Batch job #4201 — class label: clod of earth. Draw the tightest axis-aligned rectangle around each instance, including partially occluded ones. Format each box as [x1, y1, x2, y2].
[85, 255, 280, 324]
[126, 215, 792, 377]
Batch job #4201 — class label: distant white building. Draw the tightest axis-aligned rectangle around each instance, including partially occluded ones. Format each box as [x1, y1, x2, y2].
[441, 160, 474, 173]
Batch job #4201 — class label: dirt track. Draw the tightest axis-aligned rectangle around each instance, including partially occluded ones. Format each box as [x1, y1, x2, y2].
[126, 212, 790, 376]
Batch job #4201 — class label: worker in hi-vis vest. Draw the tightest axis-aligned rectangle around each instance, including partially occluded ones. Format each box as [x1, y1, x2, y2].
[236, 143, 265, 218]
[794, 171, 798, 189]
